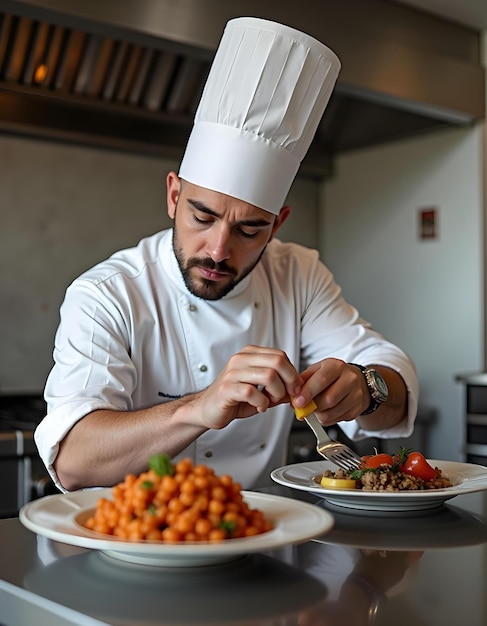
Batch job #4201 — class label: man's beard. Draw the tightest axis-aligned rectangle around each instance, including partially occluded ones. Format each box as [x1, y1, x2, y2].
[172, 227, 265, 301]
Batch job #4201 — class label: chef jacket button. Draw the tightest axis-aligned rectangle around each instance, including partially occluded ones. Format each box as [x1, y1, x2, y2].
[205, 451, 213, 458]
[189, 304, 197, 312]
[259, 441, 266, 449]
[198, 364, 208, 372]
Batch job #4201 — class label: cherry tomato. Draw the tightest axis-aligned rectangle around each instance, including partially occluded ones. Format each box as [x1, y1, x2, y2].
[400, 452, 436, 481]
[361, 453, 394, 469]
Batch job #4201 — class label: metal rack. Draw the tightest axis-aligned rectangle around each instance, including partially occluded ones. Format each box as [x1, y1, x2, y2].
[456, 373, 487, 466]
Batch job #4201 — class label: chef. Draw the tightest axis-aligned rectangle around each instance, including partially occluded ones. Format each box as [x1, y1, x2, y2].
[35, 17, 418, 492]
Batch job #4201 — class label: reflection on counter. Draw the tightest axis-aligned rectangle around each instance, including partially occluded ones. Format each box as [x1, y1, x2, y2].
[25, 549, 327, 625]
[294, 542, 425, 625]
[313, 499, 487, 550]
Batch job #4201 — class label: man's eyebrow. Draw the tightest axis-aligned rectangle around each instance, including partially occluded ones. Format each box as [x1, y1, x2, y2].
[187, 198, 273, 227]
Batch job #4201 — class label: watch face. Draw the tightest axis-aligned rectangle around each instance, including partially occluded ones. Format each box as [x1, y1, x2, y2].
[371, 370, 388, 401]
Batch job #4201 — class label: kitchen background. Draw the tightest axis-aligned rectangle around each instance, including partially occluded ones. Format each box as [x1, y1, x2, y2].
[0, 0, 486, 494]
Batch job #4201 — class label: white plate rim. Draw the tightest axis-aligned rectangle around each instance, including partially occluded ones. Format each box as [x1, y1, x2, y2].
[270, 459, 487, 511]
[19, 489, 334, 564]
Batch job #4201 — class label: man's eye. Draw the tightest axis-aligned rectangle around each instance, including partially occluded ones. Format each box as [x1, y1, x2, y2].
[193, 215, 211, 225]
[239, 229, 259, 239]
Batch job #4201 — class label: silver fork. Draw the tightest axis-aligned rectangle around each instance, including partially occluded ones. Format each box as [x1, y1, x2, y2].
[303, 412, 363, 472]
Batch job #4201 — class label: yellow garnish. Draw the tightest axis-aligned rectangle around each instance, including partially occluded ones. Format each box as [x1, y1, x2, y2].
[320, 475, 358, 490]
[291, 397, 318, 420]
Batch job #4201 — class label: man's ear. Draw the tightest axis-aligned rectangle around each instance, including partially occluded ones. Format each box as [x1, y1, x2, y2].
[271, 205, 291, 238]
[166, 171, 181, 219]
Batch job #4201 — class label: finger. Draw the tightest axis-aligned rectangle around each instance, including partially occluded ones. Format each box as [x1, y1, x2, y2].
[199, 381, 268, 427]
[230, 347, 303, 397]
[295, 359, 355, 407]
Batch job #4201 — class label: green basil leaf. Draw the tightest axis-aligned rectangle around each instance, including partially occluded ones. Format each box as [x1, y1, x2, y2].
[148, 453, 174, 477]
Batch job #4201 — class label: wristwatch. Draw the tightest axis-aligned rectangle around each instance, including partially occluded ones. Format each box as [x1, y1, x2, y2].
[349, 364, 389, 415]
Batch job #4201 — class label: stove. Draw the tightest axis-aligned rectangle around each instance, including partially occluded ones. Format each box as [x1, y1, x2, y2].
[0, 394, 58, 518]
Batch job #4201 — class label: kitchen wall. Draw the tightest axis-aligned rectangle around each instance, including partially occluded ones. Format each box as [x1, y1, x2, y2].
[322, 124, 485, 461]
[0, 134, 319, 392]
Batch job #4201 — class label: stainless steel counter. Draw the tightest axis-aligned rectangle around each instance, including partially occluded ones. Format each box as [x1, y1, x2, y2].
[1, 485, 487, 626]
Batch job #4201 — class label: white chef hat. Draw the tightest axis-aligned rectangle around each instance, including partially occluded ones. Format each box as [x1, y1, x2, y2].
[178, 17, 341, 215]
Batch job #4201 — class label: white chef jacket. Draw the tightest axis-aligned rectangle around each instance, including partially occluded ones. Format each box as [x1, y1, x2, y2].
[36, 230, 418, 491]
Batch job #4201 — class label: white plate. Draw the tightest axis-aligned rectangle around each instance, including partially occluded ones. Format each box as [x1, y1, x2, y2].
[19, 489, 334, 567]
[270, 460, 487, 512]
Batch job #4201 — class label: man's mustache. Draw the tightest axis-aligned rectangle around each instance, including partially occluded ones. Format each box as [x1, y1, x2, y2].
[186, 258, 237, 276]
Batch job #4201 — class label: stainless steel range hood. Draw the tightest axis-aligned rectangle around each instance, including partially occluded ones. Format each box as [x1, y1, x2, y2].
[0, 0, 484, 177]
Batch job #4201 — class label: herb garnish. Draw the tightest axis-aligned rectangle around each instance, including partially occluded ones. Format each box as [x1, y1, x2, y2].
[220, 520, 237, 537]
[148, 453, 175, 477]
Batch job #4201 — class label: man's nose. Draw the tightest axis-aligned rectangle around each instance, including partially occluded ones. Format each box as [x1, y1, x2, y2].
[208, 228, 231, 263]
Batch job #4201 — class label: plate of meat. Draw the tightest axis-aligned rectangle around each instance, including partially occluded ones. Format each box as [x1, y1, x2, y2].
[271, 459, 487, 512]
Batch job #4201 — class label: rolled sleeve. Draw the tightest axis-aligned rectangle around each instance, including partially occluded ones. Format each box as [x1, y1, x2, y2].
[36, 279, 137, 491]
